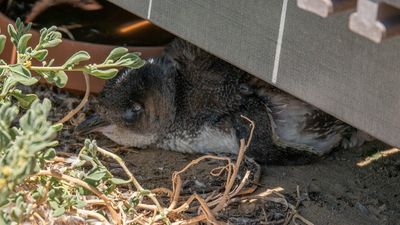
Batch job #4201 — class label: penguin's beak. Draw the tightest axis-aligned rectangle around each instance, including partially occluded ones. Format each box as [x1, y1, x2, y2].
[75, 114, 110, 135]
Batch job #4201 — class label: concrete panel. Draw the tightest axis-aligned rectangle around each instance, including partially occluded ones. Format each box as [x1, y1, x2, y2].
[109, 0, 400, 147]
[149, 0, 282, 82]
[278, 3, 400, 148]
[110, 0, 150, 18]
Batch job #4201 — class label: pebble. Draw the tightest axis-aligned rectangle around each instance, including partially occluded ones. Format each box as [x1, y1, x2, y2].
[308, 183, 322, 192]
[355, 202, 370, 216]
[379, 204, 387, 212]
[238, 202, 256, 215]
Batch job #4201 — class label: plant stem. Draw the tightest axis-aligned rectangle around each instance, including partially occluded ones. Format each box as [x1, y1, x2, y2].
[57, 72, 90, 124]
[36, 170, 121, 224]
[95, 147, 171, 224]
[30, 65, 81, 71]
[0, 63, 123, 73]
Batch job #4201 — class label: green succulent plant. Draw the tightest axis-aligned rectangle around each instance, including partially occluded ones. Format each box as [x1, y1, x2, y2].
[0, 18, 146, 224]
[0, 99, 60, 224]
[0, 18, 145, 108]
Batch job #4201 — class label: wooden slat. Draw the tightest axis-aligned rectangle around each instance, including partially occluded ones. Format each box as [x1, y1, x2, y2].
[350, 0, 400, 43]
[297, 0, 357, 17]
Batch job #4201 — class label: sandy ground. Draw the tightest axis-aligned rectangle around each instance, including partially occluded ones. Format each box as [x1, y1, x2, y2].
[67, 137, 398, 225]
[110, 142, 400, 225]
[34, 87, 399, 225]
[260, 141, 399, 225]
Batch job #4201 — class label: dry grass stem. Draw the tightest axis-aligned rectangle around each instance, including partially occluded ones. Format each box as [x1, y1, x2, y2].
[76, 208, 111, 224]
[57, 72, 91, 124]
[36, 169, 121, 224]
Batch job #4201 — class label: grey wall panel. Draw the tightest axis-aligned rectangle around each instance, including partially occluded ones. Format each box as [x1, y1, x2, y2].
[109, 0, 400, 147]
[277, 3, 400, 147]
[149, 0, 282, 82]
[111, 0, 150, 18]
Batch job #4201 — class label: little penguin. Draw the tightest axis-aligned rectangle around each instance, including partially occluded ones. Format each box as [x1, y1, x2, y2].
[76, 39, 372, 165]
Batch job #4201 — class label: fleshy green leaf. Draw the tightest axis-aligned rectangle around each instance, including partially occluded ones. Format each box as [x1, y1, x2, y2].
[0, 102, 18, 150]
[43, 148, 56, 160]
[115, 52, 145, 68]
[52, 207, 65, 217]
[51, 71, 68, 88]
[118, 52, 140, 62]
[38, 27, 62, 48]
[41, 35, 62, 48]
[10, 207, 22, 221]
[51, 123, 63, 131]
[85, 170, 107, 182]
[10, 90, 38, 109]
[75, 200, 87, 208]
[17, 33, 31, 53]
[1, 65, 38, 96]
[9, 64, 37, 86]
[0, 35, 6, 55]
[85, 68, 118, 79]
[7, 18, 32, 47]
[116, 52, 139, 64]
[126, 58, 146, 69]
[32, 49, 48, 61]
[31, 186, 45, 200]
[110, 178, 131, 185]
[63, 51, 90, 69]
[1, 76, 17, 96]
[7, 24, 17, 44]
[103, 47, 128, 64]
[37, 70, 68, 88]
[0, 59, 6, 76]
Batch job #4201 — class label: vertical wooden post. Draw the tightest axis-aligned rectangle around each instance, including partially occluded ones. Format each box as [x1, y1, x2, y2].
[350, 0, 400, 43]
[297, 0, 357, 17]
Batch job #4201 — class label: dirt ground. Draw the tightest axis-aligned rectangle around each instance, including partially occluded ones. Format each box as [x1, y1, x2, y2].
[261, 141, 400, 225]
[34, 86, 400, 225]
[62, 136, 396, 225]
[91, 141, 399, 225]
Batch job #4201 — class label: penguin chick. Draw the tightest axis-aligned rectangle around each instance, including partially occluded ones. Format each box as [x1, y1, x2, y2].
[76, 39, 372, 165]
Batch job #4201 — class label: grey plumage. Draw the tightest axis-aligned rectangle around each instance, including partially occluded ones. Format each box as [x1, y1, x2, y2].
[78, 39, 372, 165]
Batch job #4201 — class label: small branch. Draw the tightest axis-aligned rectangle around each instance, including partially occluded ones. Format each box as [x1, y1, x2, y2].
[95, 146, 170, 224]
[95, 147, 144, 194]
[241, 115, 255, 149]
[172, 215, 207, 225]
[32, 212, 45, 225]
[212, 139, 246, 212]
[212, 116, 255, 212]
[168, 175, 182, 211]
[76, 208, 111, 225]
[169, 155, 233, 211]
[152, 187, 173, 197]
[57, 72, 90, 124]
[29, 62, 122, 72]
[35, 170, 120, 224]
[171, 195, 196, 214]
[193, 194, 220, 225]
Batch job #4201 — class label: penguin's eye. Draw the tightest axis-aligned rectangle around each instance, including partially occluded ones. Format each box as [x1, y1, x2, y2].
[239, 83, 253, 95]
[132, 103, 142, 112]
[122, 103, 143, 123]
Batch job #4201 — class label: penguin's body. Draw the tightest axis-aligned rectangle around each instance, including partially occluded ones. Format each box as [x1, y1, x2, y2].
[77, 39, 372, 164]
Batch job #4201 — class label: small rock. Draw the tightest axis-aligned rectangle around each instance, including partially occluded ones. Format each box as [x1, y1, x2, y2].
[238, 202, 256, 215]
[194, 180, 206, 189]
[355, 202, 370, 216]
[308, 183, 322, 193]
[379, 204, 387, 212]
